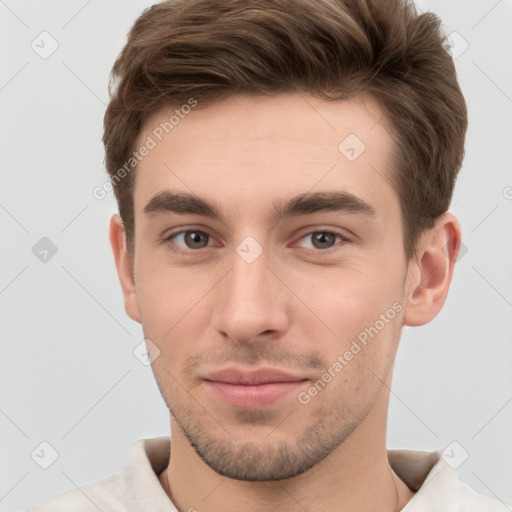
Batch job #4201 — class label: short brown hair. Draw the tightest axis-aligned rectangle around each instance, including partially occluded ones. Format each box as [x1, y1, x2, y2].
[103, 0, 467, 261]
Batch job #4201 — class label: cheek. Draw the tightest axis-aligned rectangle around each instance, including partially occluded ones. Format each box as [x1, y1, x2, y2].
[135, 260, 214, 347]
[295, 263, 402, 328]
[291, 264, 404, 373]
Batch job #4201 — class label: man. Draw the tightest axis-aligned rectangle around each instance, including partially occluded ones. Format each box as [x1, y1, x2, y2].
[27, 0, 508, 510]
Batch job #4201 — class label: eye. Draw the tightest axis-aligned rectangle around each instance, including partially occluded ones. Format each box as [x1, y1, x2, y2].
[296, 230, 348, 250]
[166, 229, 213, 251]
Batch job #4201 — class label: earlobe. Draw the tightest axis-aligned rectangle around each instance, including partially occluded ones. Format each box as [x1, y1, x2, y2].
[109, 214, 142, 324]
[402, 212, 461, 327]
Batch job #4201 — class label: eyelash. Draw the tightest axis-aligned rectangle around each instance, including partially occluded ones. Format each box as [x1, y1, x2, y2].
[163, 228, 349, 256]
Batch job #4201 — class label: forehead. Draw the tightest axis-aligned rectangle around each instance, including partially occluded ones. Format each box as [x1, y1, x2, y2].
[133, 93, 398, 223]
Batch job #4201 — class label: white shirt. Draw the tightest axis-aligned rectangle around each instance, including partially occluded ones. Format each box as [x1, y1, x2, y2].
[26, 437, 509, 511]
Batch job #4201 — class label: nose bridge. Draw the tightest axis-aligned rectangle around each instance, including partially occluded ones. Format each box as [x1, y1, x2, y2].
[212, 239, 287, 343]
[227, 242, 274, 314]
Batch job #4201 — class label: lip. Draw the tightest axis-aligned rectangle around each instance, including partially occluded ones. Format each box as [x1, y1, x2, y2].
[204, 366, 306, 385]
[203, 366, 308, 408]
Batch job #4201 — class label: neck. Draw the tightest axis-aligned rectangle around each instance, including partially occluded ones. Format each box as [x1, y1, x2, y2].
[159, 387, 415, 512]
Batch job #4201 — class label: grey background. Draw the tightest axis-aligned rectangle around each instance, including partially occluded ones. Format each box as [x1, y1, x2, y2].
[1, 0, 511, 510]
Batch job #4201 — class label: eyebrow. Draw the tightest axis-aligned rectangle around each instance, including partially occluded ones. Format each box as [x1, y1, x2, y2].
[143, 190, 376, 224]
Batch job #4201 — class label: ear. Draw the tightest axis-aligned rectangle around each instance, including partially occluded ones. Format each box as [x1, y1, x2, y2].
[402, 212, 461, 327]
[109, 214, 141, 324]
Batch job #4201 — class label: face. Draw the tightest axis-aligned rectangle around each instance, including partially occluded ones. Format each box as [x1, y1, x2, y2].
[128, 93, 410, 480]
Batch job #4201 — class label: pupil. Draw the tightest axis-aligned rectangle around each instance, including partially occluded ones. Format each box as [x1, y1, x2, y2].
[187, 231, 207, 248]
[314, 232, 334, 249]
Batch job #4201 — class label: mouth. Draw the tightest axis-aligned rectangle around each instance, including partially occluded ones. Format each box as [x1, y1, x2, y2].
[203, 366, 309, 408]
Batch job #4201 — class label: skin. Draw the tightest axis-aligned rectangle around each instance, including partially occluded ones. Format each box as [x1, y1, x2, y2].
[110, 93, 461, 512]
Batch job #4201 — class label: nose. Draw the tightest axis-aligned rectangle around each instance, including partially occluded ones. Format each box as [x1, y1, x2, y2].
[211, 244, 290, 344]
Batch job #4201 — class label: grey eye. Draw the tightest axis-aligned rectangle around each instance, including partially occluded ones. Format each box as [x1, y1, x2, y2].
[299, 231, 342, 250]
[173, 230, 210, 249]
